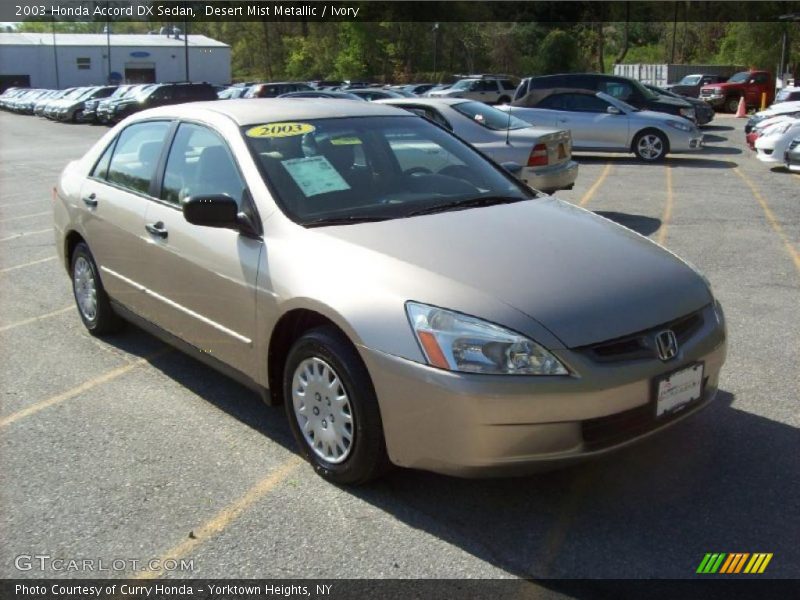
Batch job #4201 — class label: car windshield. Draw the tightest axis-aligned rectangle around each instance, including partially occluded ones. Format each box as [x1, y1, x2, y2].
[728, 72, 750, 83]
[64, 88, 86, 99]
[450, 79, 477, 91]
[133, 85, 158, 99]
[631, 79, 659, 101]
[679, 75, 702, 85]
[242, 116, 532, 226]
[451, 101, 529, 130]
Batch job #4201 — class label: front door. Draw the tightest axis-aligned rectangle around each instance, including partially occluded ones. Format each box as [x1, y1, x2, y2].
[139, 122, 262, 377]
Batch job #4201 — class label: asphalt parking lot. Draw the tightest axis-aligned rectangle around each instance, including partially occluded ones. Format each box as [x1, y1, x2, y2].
[1, 111, 798, 584]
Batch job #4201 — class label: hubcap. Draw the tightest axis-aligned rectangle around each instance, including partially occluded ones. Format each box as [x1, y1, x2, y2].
[291, 357, 354, 464]
[73, 256, 98, 321]
[637, 135, 664, 160]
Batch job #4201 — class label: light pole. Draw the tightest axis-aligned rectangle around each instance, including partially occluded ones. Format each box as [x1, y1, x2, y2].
[51, 18, 60, 89]
[432, 23, 440, 80]
[778, 13, 800, 86]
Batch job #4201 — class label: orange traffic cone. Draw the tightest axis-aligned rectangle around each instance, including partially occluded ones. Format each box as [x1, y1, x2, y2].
[735, 96, 747, 118]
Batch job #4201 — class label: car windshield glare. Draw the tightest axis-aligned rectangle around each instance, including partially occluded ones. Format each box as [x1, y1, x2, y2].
[450, 80, 475, 91]
[680, 75, 702, 85]
[451, 101, 529, 130]
[728, 72, 750, 83]
[242, 116, 532, 226]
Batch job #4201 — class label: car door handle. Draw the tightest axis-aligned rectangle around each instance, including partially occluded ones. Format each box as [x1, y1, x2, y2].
[82, 193, 97, 207]
[145, 222, 168, 239]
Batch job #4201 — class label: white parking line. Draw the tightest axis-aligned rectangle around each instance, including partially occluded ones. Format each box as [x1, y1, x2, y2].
[0, 228, 53, 243]
[0, 255, 57, 274]
[0, 211, 50, 224]
[0, 305, 73, 333]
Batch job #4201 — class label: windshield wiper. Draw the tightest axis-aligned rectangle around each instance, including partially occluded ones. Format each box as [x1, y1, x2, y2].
[304, 215, 391, 228]
[405, 195, 528, 217]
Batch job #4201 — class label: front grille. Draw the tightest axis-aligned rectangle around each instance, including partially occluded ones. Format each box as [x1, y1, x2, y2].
[581, 377, 709, 451]
[578, 310, 704, 364]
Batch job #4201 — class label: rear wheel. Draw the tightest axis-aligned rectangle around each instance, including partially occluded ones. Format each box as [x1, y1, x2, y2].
[71, 242, 122, 335]
[632, 130, 668, 162]
[284, 326, 390, 484]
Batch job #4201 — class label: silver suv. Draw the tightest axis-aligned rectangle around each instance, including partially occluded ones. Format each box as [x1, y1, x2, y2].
[428, 76, 517, 104]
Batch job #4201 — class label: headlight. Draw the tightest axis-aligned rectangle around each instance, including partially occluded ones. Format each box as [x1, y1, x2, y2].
[666, 119, 692, 132]
[405, 302, 568, 375]
[679, 107, 696, 119]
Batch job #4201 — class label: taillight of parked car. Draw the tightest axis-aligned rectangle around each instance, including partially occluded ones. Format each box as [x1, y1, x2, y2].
[527, 143, 548, 167]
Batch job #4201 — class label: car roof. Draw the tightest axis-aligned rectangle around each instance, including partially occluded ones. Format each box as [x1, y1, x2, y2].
[376, 97, 467, 107]
[138, 98, 411, 125]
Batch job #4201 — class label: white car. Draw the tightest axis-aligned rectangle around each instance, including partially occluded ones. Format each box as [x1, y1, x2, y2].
[428, 77, 517, 105]
[498, 91, 703, 161]
[754, 118, 800, 164]
[377, 97, 578, 193]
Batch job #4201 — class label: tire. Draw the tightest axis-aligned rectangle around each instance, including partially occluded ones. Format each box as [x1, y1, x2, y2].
[725, 96, 741, 114]
[72, 109, 83, 123]
[283, 326, 390, 485]
[70, 242, 123, 335]
[632, 129, 669, 162]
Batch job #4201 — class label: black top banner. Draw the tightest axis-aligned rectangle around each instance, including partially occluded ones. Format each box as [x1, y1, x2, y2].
[5, 1, 800, 23]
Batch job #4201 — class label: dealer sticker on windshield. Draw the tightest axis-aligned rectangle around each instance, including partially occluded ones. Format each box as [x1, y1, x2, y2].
[655, 363, 704, 417]
[246, 122, 315, 138]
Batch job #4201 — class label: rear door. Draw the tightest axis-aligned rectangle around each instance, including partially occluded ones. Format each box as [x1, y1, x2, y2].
[80, 120, 173, 316]
[138, 121, 263, 377]
[549, 93, 627, 150]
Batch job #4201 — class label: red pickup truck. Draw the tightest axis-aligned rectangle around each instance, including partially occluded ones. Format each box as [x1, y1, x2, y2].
[699, 71, 774, 113]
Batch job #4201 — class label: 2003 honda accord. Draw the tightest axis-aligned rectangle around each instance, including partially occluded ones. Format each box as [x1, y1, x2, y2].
[54, 99, 727, 484]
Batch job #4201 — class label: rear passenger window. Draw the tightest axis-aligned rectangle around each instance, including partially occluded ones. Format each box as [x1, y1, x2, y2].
[161, 123, 245, 206]
[91, 139, 116, 180]
[106, 121, 171, 195]
[600, 81, 633, 101]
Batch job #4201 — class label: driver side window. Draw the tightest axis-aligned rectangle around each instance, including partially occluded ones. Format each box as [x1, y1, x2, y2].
[161, 123, 245, 206]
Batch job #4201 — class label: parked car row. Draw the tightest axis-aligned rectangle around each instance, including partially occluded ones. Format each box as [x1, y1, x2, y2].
[745, 99, 800, 172]
[0, 82, 219, 125]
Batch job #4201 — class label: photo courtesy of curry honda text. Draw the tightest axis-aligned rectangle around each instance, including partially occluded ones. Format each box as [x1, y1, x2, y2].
[53, 99, 727, 485]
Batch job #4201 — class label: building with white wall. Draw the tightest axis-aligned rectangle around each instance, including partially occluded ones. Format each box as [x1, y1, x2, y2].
[0, 32, 230, 91]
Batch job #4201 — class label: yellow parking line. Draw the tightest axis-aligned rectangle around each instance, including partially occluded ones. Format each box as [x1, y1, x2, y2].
[579, 164, 612, 207]
[0, 348, 170, 428]
[0, 305, 73, 333]
[135, 456, 303, 579]
[0, 255, 56, 274]
[0, 211, 50, 224]
[656, 165, 674, 246]
[0, 228, 53, 243]
[734, 168, 800, 275]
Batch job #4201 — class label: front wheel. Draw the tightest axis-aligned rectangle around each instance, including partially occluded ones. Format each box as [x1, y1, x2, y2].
[71, 242, 123, 335]
[284, 326, 389, 485]
[725, 96, 741, 114]
[633, 130, 668, 162]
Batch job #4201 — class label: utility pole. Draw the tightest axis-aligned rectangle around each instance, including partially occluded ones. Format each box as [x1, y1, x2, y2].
[51, 19, 60, 89]
[432, 23, 439, 79]
[184, 11, 190, 81]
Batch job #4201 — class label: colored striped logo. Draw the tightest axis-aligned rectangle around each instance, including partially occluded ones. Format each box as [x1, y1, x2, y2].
[696, 553, 773, 574]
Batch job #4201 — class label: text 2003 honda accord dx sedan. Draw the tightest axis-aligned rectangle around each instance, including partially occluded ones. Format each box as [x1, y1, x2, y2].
[54, 100, 726, 484]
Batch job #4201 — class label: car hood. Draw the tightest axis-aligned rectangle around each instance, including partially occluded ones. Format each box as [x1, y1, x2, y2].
[653, 94, 693, 109]
[313, 197, 712, 348]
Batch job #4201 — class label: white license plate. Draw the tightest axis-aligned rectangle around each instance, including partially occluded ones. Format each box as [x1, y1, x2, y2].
[655, 363, 704, 417]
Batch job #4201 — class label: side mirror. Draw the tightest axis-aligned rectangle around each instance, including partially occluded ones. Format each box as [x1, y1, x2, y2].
[183, 195, 239, 229]
[606, 106, 622, 115]
[501, 162, 523, 175]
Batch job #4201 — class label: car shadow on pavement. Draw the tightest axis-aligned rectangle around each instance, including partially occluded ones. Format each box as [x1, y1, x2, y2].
[351, 390, 799, 579]
[594, 211, 662, 236]
[701, 133, 729, 144]
[103, 329, 799, 580]
[575, 155, 739, 169]
[701, 125, 736, 132]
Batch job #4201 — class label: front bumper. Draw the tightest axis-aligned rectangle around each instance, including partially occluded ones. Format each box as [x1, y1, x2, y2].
[701, 94, 725, 108]
[360, 304, 726, 477]
[669, 129, 704, 153]
[785, 146, 800, 171]
[520, 160, 579, 193]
